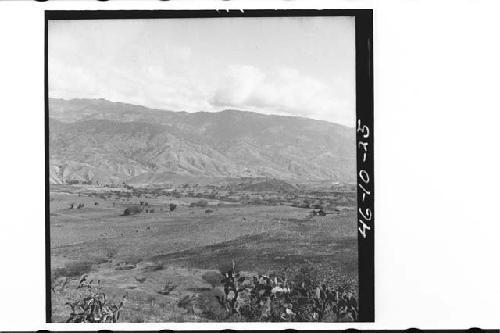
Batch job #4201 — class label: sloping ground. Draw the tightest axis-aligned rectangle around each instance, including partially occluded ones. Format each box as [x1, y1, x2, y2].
[51, 262, 218, 323]
[151, 228, 357, 276]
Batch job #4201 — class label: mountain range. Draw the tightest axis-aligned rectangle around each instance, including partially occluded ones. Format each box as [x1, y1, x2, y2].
[48, 98, 355, 185]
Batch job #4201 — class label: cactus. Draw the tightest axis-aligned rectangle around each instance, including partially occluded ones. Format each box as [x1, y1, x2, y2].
[65, 277, 127, 323]
[201, 261, 358, 322]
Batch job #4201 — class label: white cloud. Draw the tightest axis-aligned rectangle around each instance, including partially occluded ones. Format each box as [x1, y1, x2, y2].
[211, 65, 354, 126]
[50, 46, 353, 126]
[49, 42, 214, 112]
[50, 60, 354, 126]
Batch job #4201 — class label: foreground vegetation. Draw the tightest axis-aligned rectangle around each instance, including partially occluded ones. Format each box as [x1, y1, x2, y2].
[56, 261, 357, 322]
[198, 262, 357, 322]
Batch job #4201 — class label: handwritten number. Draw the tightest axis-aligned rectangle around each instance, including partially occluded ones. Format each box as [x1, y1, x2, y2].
[358, 220, 371, 238]
[357, 119, 370, 138]
[359, 170, 370, 184]
[359, 208, 372, 221]
[357, 119, 372, 238]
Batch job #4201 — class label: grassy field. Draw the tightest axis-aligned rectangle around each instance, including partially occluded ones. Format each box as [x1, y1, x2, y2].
[49, 182, 358, 322]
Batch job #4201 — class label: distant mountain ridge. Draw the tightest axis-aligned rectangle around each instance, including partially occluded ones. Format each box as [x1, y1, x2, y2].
[49, 98, 355, 184]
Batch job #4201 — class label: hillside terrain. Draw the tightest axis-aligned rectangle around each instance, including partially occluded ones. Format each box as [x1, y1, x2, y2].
[49, 98, 355, 184]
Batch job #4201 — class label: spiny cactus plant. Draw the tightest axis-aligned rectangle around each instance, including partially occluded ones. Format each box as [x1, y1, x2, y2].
[65, 275, 127, 323]
[219, 261, 246, 314]
[201, 261, 358, 322]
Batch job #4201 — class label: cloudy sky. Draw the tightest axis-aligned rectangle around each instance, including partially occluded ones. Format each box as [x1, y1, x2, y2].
[49, 17, 355, 126]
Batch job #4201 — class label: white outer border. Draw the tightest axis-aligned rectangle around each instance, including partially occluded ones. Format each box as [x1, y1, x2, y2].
[0, 0, 500, 330]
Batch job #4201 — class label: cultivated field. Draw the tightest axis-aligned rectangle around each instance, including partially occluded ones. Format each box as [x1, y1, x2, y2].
[49, 180, 358, 322]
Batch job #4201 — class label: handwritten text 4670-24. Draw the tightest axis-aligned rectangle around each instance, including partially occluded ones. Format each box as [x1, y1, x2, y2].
[357, 119, 372, 239]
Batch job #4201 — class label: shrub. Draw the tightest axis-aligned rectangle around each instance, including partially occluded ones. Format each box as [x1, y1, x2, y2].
[52, 261, 93, 281]
[196, 289, 229, 321]
[201, 271, 224, 288]
[115, 263, 136, 271]
[122, 206, 142, 216]
[190, 200, 208, 208]
[195, 262, 358, 322]
[65, 276, 127, 323]
[142, 262, 164, 273]
[158, 280, 177, 295]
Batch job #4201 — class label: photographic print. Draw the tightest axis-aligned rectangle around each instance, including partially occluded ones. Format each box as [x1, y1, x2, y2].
[46, 10, 373, 323]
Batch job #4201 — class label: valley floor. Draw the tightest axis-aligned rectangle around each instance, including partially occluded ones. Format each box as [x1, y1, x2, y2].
[49, 184, 358, 322]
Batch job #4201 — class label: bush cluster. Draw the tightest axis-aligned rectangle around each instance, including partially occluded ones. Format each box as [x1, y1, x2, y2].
[200, 263, 358, 322]
[65, 275, 127, 323]
[52, 261, 93, 281]
[190, 200, 209, 208]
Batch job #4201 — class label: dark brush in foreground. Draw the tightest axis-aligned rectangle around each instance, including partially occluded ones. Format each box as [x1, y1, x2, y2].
[64, 276, 127, 323]
[58, 262, 357, 322]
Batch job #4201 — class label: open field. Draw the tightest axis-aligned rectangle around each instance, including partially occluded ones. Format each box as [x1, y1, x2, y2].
[49, 180, 358, 322]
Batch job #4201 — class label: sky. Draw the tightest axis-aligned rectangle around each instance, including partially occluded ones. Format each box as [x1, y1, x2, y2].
[48, 17, 355, 126]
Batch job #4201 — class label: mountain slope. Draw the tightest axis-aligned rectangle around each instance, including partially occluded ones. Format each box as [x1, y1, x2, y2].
[49, 98, 355, 184]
